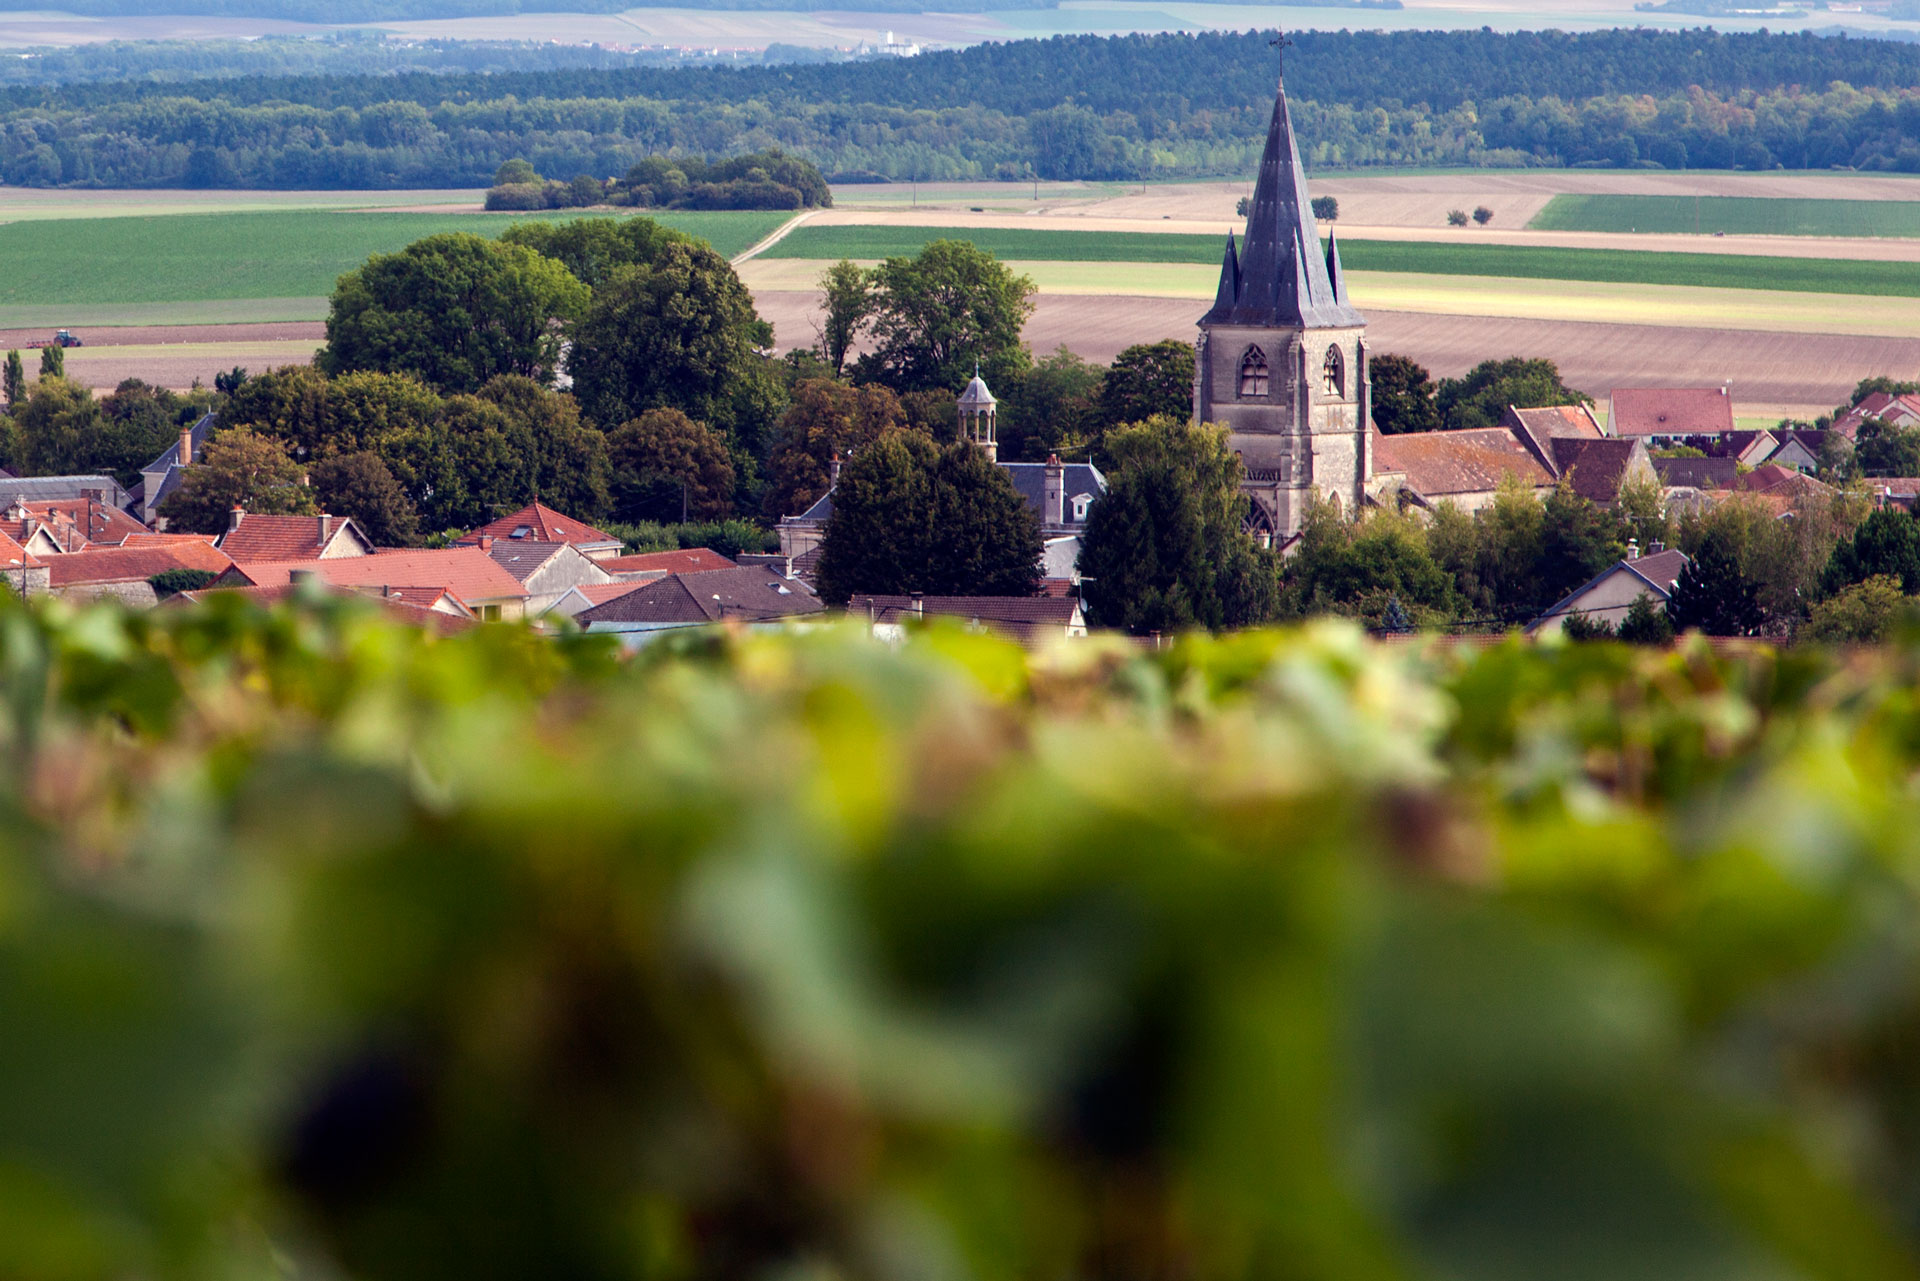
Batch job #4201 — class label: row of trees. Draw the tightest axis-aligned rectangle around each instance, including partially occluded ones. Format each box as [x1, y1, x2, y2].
[13, 30, 1920, 187]
[484, 150, 833, 213]
[1368, 354, 1591, 434]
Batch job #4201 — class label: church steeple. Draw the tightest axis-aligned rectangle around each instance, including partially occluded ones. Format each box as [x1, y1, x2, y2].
[1202, 69, 1363, 330]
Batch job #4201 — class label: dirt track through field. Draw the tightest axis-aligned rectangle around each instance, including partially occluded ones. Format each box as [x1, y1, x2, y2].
[0, 322, 326, 350]
[755, 288, 1907, 420]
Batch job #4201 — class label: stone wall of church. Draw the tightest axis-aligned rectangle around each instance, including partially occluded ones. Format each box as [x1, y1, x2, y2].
[1196, 324, 1366, 537]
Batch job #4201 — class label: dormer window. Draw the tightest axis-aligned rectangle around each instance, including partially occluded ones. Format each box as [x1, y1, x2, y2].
[1239, 347, 1269, 398]
[1323, 345, 1344, 398]
[1071, 494, 1092, 521]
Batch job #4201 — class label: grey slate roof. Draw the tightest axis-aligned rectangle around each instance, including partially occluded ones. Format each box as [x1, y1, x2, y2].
[1653, 457, 1739, 489]
[577, 566, 823, 626]
[143, 411, 215, 475]
[1201, 75, 1364, 330]
[1, 474, 131, 507]
[484, 539, 570, 582]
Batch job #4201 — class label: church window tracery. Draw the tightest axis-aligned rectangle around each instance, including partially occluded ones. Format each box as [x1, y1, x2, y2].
[1323, 345, 1344, 398]
[1239, 347, 1269, 398]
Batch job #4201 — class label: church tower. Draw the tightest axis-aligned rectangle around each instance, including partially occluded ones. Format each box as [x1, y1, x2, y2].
[958, 367, 998, 462]
[1195, 62, 1369, 542]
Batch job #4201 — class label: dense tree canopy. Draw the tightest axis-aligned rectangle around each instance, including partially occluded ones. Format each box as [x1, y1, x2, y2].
[855, 240, 1035, 394]
[814, 431, 1040, 602]
[319, 233, 588, 393]
[762, 378, 908, 521]
[1435, 358, 1590, 433]
[1077, 416, 1279, 633]
[158, 426, 315, 533]
[608, 408, 736, 522]
[1368, 354, 1441, 435]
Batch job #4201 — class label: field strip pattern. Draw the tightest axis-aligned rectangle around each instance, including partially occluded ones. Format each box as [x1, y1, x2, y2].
[748, 287, 1907, 421]
[762, 223, 1920, 297]
[1528, 194, 1920, 238]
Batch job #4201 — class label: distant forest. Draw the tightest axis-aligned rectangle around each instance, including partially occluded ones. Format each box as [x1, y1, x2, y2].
[9, 28, 1920, 187]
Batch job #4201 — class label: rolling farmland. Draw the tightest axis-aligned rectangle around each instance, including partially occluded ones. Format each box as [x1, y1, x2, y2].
[763, 222, 1920, 297]
[1529, 194, 1920, 238]
[0, 208, 789, 315]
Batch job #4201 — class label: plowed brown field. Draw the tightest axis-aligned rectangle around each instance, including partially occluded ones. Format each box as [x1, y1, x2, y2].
[754, 288, 1903, 420]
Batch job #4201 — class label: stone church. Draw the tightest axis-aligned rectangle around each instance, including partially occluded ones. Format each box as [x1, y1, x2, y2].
[1195, 68, 1370, 543]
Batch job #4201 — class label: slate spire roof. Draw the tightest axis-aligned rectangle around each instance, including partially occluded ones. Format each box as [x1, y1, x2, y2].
[1203, 72, 1364, 330]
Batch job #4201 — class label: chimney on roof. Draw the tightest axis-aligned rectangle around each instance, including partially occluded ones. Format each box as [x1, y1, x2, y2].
[229, 506, 244, 533]
[479, 534, 493, 552]
[1649, 541, 1665, 555]
[1044, 453, 1065, 527]
[909, 591, 923, 618]
[1627, 537, 1640, 561]
[318, 512, 331, 544]
[178, 425, 193, 467]
[829, 451, 844, 487]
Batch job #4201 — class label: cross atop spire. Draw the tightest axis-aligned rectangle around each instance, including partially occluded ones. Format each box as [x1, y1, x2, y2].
[1269, 32, 1293, 85]
[1200, 59, 1363, 331]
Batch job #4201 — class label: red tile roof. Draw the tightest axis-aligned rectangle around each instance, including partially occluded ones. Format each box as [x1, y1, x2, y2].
[21, 499, 149, 549]
[175, 583, 476, 634]
[566, 581, 654, 608]
[46, 541, 233, 588]
[1610, 388, 1735, 437]
[118, 532, 220, 548]
[0, 529, 39, 570]
[463, 502, 619, 549]
[227, 546, 529, 607]
[600, 548, 737, 576]
[218, 512, 370, 563]
[1373, 428, 1554, 498]
[1506, 404, 1604, 439]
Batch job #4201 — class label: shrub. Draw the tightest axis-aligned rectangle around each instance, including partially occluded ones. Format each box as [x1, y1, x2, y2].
[1447, 208, 1470, 226]
[1473, 204, 1495, 224]
[146, 567, 218, 597]
[1311, 194, 1339, 221]
[483, 182, 548, 211]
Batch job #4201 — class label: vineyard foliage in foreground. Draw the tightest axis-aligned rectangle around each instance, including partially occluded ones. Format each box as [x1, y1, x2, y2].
[10, 592, 1920, 1281]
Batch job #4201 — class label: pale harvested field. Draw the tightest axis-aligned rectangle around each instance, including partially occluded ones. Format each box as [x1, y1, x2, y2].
[753, 286, 1891, 421]
[744, 257, 1920, 338]
[800, 200, 1920, 262]
[836, 174, 1920, 238]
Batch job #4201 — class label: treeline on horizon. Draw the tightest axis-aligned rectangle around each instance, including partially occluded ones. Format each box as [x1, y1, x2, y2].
[10, 28, 1920, 186]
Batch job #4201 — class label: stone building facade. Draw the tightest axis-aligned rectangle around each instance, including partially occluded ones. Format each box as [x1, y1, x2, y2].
[1195, 71, 1369, 542]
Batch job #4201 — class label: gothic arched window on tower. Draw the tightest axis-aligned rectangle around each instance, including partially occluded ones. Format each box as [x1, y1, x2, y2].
[1323, 345, 1344, 398]
[1239, 346, 1269, 398]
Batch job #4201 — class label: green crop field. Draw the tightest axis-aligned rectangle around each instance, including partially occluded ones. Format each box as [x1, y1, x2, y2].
[768, 223, 1920, 297]
[0, 209, 789, 308]
[1528, 194, 1920, 238]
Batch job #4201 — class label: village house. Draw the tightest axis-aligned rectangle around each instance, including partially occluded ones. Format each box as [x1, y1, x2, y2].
[598, 547, 737, 578]
[218, 546, 532, 620]
[574, 565, 824, 640]
[218, 509, 376, 562]
[139, 413, 215, 525]
[1833, 391, 1920, 439]
[848, 593, 1088, 646]
[173, 581, 477, 635]
[1608, 387, 1736, 443]
[478, 536, 614, 614]
[460, 502, 624, 561]
[1527, 545, 1689, 636]
[46, 540, 235, 607]
[1367, 407, 1652, 515]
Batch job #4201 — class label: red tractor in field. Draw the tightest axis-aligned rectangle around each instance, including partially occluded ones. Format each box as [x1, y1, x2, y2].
[27, 330, 83, 349]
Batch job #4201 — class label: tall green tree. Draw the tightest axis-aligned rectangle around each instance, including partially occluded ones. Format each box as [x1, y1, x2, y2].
[1536, 478, 1625, 605]
[1436, 357, 1589, 432]
[157, 427, 316, 534]
[310, 450, 420, 548]
[38, 344, 63, 379]
[608, 408, 736, 522]
[499, 216, 692, 289]
[12, 376, 103, 478]
[1368, 353, 1441, 434]
[319, 233, 589, 394]
[762, 379, 909, 521]
[1076, 416, 1279, 634]
[1822, 506, 1920, 594]
[1000, 347, 1102, 463]
[1097, 340, 1193, 432]
[1282, 501, 1458, 627]
[814, 432, 1040, 602]
[3, 350, 23, 413]
[1853, 419, 1920, 478]
[1668, 528, 1764, 636]
[567, 242, 771, 435]
[818, 258, 869, 377]
[856, 240, 1035, 394]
